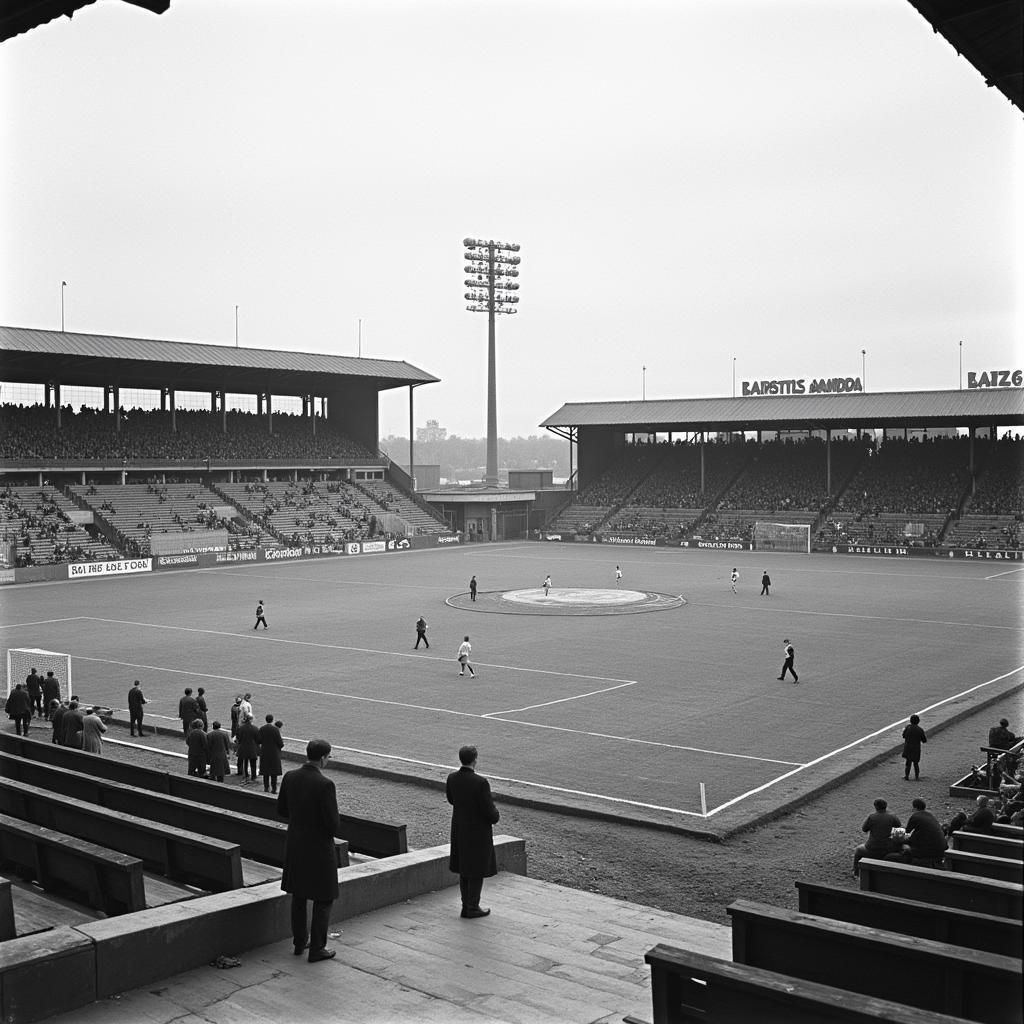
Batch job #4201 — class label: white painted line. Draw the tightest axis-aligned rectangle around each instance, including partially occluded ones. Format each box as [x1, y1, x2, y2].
[984, 567, 1024, 580]
[0, 617, 86, 629]
[704, 663, 1024, 817]
[483, 681, 637, 716]
[78, 616, 637, 684]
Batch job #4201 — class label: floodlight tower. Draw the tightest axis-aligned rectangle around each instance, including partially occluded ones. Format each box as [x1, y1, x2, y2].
[464, 237, 521, 486]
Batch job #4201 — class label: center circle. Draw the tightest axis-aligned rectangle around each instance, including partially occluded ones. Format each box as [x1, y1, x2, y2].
[503, 587, 648, 606]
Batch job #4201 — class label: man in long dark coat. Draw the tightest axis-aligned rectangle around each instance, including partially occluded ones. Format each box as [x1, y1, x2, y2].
[258, 714, 284, 793]
[446, 744, 500, 919]
[277, 738, 340, 962]
[128, 680, 148, 737]
[41, 672, 61, 721]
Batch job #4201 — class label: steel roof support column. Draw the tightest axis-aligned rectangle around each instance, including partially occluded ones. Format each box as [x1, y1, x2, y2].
[54, 383, 61, 430]
[170, 389, 176, 433]
[700, 433, 706, 495]
[408, 385, 415, 492]
[222, 390, 227, 434]
[826, 429, 832, 496]
[113, 386, 119, 434]
[266, 393, 273, 434]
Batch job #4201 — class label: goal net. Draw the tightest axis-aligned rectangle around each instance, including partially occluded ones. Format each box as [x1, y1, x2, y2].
[753, 521, 811, 553]
[6, 648, 71, 698]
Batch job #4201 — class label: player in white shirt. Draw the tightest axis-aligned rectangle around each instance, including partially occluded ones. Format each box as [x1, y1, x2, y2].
[730, 568, 739, 594]
[542, 575, 552, 597]
[457, 636, 476, 678]
[615, 566, 622, 587]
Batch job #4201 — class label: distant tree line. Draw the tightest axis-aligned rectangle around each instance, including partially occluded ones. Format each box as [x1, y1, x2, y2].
[381, 434, 570, 482]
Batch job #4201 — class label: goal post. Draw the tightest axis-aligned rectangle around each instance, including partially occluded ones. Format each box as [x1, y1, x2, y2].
[753, 521, 811, 553]
[6, 648, 72, 697]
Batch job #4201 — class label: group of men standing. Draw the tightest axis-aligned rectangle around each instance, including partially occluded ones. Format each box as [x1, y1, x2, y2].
[5, 669, 63, 735]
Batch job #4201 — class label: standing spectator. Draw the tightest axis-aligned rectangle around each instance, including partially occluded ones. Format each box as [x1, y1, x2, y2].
[186, 719, 208, 777]
[128, 680, 148, 737]
[446, 744, 500, 919]
[206, 720, 232, 783]
[457, 636, 476, 679]
[41, 671, 61, 720]
[901, 714, 927, 781]
[235, 713, 260, 783]
[25, 669, 43, 718]
[82, 707, 107, 754]
[988, 718, 1017, 751]
[5, 683, 32, 735]
[49, 699, 65, 742]
[239, 692, 254, 721]
[229, 695, 243, 741]
[254, 599, 268, 630]
[469, 575, 478, 602]
[178, 688, 199, 736]
[60, 699, 85, 748]
[258, 713, 284, 794]
[760, 571, 771, 597]
[778, 639, 798, 683]
[414, 615, 430, 650]
[853, 797, 901, 875]
[277, 738, 340, 962]
[196, 687, 209, 730]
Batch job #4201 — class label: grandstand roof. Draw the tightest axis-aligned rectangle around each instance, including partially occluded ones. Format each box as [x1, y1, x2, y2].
[0, 326, 439, 394]
[540, 389, 1024, 433]
[1, 0, 169, 43]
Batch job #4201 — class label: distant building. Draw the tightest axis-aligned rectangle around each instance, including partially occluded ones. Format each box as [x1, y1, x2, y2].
[416, 419, 447, 443]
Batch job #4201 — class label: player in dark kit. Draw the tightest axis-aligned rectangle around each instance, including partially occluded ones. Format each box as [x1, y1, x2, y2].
[760, 572, 771, 596]
[414, 615, 430, 649]
[469, 576, 478, 602]
[254, 600, 268, 630]
[778, 639, 798, 682]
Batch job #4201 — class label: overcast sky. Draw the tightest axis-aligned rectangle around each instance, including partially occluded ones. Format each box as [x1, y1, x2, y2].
[1, 0, 1020, 438]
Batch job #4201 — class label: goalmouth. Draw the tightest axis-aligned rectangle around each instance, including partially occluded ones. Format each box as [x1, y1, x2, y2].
[753, 521, 811, 553]
[6, 648, 72, 697]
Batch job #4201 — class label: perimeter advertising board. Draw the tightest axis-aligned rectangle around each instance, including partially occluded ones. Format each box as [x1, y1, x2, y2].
[68, 557, 153, 579]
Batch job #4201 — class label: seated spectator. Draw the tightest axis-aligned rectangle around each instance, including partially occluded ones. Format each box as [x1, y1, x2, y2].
[885, 798, 947, 864]
[988, 717, 1017, 751]
[853, 798, 901, 875]
[944, 794, 996, 836]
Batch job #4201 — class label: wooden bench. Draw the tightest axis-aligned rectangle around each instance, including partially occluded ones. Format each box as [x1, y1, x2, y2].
[644, 943, 977, 1024]
[952, 830, 1024, 863]
[0, 750, 347, 869]
[795, 880, 1022, 959]
[992, 823, 1024, 840]
[0, 879, 13, 941]
[858, 858, 1023, 920]
[727, 899, 1022, 1023]
[0, 732, 406, 858]
[945, 849, 1024, 885]
[0, 814, 145, 916]
[0, 777, 243, 893]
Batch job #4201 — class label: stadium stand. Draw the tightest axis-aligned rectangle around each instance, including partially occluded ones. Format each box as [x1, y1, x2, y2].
[350, 478, 452, 534]
[943, 438, 1024, 550]
[0, 485, 120, 566]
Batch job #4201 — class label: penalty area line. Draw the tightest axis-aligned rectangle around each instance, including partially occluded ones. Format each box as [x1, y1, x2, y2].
[483, 681, 636, 716]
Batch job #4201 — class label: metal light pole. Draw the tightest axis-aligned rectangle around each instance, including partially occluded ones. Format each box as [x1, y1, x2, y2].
[861, 349, 866, 391]
[61, 281, 67, 332]
[732, 357, 736, 398]
[464, 237, 521, 486]
[235, 305, 239, 348]
[642, 365, 646, 401]
[358, 318, 362, 358]
[959, 340, 963, 390]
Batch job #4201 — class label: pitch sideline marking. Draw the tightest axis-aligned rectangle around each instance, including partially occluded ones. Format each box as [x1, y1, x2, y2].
[984, 567, 1024, 580]
[0, 617, 87, 629]
[76, 617, 637, 685]
[483, 681, 636, 716]
[705, 663, 1024, 817]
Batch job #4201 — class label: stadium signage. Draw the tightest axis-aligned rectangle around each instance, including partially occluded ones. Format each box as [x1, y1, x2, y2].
[960, 548, 1023, 560]
[68, 557, 152, 578]
[967, 369, 1023, 389]
[362, 541, 387, 554]
[435, 535, 462, 545]
[742, 376, 863, 396]
[834, 545, 909, 557]
[265, 547, 304, 560]
[600, 536, 657, 546]
[215, 550, 257, 563]
[688, 540, 748, 550]
[157, 554, 200, 567]
[544, 534, 563, 541]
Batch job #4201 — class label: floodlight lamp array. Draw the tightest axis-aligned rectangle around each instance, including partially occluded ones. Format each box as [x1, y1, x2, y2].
[463, 238, 520, 253]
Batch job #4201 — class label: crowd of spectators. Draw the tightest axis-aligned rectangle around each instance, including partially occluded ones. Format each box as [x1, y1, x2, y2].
[0, 485, 118, 566]
[0, 404, 377, 463]
[968, 437, 1024, 515]
[834, 437, 970, 517]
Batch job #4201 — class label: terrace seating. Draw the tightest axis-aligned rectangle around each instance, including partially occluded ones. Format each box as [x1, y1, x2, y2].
[352, 478, 451, 534]
[547, 504, 614, 535]
[0, 486, 119, 566]
[217, 479, 375, 544]
[69, 482, 245, 557]
[968, 439, 1024, 516]
[818, 512, 948, 549]
[943, 513, 1022, 551]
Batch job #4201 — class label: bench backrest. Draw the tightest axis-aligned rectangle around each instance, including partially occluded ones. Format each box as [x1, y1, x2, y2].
[951, 831, 1024, 863]
[858, 858, 1023, 919]
[795, 880, 1022, 958]
[992, 824, 1023, 840]
[0, 813, 145, 916]
[0, 751, 340, 869]
[0, 733, 405, 857]
[945, 849, 1024, 885]
[0, 878, 13, 942]
[0, 777, 242, 892]
[728, 899, 1022, 1023]
[644, 943, 987, 1024]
